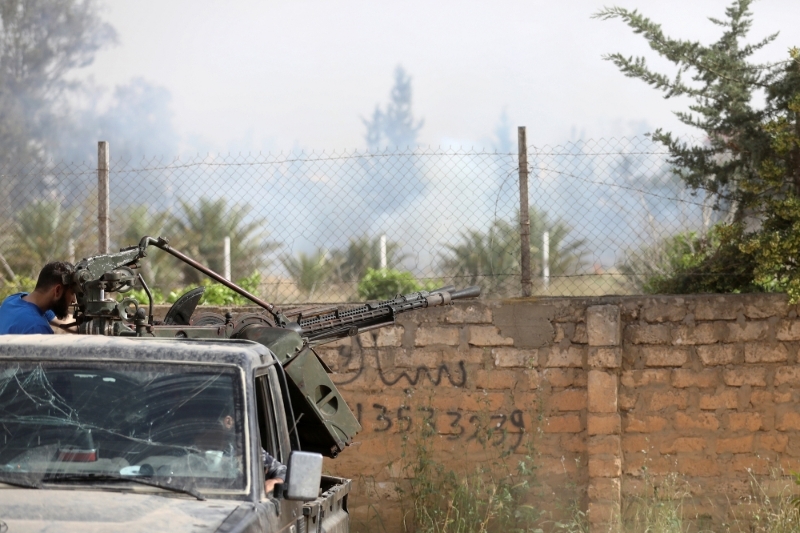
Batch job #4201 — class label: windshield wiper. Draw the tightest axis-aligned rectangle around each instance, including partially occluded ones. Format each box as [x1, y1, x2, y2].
[42, 472, 205, 500]
[0, 472, 41, 489]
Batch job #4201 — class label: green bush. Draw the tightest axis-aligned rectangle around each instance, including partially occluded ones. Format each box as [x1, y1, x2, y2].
[357, 268, 422, 300]
[0, 276, 37, 302]
[118, 272, 262, 307]
[198, 271, 261, 305]
[620, 225, 761, 297]
[122, 287, 166, 305]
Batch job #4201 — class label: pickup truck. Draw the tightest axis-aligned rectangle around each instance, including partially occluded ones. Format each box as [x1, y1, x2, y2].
[0, 237, 480, 533]
[0, 335, 349, 533]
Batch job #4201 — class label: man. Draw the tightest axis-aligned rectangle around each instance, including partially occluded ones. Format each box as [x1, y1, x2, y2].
[0, 261, 75, 334]
[217, 413, 287, 494]
[197, 406, 286, 495]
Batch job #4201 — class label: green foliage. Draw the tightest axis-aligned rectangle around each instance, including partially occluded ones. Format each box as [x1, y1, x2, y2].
[119, 272, 261, 307]
[357, 268, 422, 300]
[640, 55, 800, 300]
[620, 227, 759, 295]
[441, 220, 519, 297]
[0, 276, 36, 301]
[440, 208, 585, 297]
[622, 472, 689, 533]
[594, 0, 782, 208]
[7, 201, 77, 277]
[113, 205, 176, 287]
[121, 287, 165, 306]
[601, 1, 800, 300]
[198, 272, 261, 306]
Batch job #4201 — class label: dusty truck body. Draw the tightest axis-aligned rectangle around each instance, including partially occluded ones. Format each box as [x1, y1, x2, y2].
[0, 335, 348, 533]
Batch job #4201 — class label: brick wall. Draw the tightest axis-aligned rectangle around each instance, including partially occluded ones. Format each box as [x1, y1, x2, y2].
[298, 294, 800, 532]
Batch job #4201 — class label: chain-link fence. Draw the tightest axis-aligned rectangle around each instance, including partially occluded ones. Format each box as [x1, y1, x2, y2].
[0, 135, 720, 303]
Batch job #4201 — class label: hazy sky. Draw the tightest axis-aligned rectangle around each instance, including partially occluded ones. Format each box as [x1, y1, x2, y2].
[79, 0, 800, 155]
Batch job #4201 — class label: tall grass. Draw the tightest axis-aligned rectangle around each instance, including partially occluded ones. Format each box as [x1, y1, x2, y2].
[399, 414, 544, 533]
[622, 472, 689, 533]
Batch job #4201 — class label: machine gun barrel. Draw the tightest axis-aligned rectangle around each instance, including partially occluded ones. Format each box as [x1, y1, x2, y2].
[294, 285, 481, 345]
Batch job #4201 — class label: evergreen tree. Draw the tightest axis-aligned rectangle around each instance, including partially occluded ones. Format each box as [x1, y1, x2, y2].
[492, 109, 514, 153]
[599, 1, 800, 299]
[0, 0, 116, 206]
[363, 66, 424, 149]
[595, 0, 782, 217]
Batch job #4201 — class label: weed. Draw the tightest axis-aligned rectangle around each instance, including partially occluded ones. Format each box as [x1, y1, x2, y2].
[622, 471, 689, 533]
[399, 405, 543, 533]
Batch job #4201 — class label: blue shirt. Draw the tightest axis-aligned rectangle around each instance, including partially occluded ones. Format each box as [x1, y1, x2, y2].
[0, 293, 56, 334]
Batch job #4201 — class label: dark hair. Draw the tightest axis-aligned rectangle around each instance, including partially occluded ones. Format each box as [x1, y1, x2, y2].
[35, 261, 74, 291]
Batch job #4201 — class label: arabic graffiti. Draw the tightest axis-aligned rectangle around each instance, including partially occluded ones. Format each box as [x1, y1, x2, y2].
[331, 351, 468, 388]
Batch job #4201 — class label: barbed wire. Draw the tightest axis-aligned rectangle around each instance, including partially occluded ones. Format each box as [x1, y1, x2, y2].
[0, 136, 736, 303]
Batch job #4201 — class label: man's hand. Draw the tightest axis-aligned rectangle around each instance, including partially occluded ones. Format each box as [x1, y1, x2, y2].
[50, 314, 77, 334]
[265, 478, 283, 495]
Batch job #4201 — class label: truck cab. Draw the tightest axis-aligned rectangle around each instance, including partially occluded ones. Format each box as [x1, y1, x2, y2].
[0, 335, 349, 533]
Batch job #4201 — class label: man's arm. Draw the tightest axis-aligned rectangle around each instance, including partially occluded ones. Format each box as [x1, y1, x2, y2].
[11, 323, 54, 334]
[261, 449, 287, 495]
[49, 310, 77, 334]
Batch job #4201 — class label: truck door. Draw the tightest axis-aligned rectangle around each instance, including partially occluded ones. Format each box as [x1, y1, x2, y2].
[255, 366, 305, 533]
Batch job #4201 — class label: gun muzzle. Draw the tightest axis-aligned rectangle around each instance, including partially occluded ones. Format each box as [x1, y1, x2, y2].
[449, 286, 482, 300]
[430, 285, 456, 294]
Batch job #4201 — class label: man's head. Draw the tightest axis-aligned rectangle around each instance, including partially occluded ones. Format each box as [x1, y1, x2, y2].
[33, 261, 75, 319]
[217, 401, 237, 432]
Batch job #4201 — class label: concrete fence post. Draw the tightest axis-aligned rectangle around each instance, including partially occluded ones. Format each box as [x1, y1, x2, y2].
[97, 141, 109, 254]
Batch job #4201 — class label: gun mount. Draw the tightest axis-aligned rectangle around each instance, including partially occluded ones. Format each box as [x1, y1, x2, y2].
[64, 236, 481, 457]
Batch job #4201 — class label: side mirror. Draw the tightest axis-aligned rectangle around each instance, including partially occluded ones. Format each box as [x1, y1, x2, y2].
[283, 451, 323, 501]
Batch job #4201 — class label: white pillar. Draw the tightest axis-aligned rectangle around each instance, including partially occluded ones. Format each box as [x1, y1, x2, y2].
[542, 231, 550, 290]
[380, 234, 387, 270]
[223, 236, 231, 280]
[97, 141, 109, 254]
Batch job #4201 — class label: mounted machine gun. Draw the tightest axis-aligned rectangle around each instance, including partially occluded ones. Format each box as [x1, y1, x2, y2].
[63, 236, 481, 457]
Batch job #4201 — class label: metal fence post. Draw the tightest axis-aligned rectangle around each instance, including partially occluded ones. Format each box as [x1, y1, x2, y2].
[518, 127, 532, 297]
[543, 231, 550, 290]
[97, 141, 110, 254]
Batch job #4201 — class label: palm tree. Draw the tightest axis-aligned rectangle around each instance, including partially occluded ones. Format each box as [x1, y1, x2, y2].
[440, 208, 586, 297]
[7, 200, 78, 277]
[440, 219, 520, 296]
[281, 248, 338, 300]
[331, 235, 408, 283]
[113, 205, 175, 287]
[169, 198, 278, 285]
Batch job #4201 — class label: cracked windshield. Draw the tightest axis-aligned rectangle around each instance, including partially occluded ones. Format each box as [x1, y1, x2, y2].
[0, 361, 247, 493]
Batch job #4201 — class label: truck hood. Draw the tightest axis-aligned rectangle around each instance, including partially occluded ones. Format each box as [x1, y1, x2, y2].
[0, 488, 245, 533]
